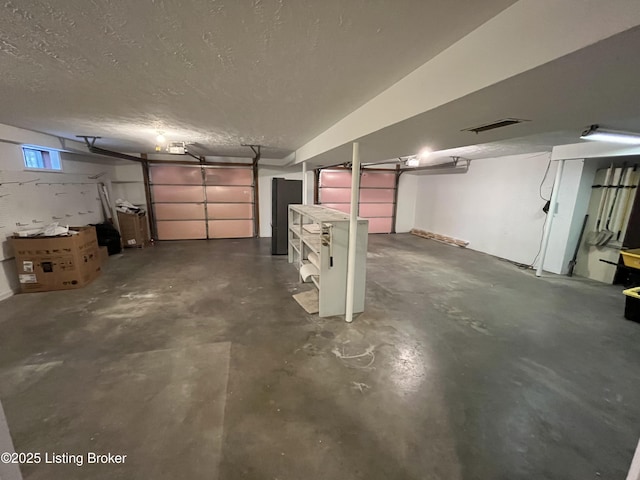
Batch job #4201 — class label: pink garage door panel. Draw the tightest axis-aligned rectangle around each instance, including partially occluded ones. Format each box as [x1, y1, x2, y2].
[360, 172, 395, 188]
[359, 188, 394, 203]
[320, 188, 352, 203]
[367, 217, 393, 234]
[150, 166, 202, 185]
[359, 203, 394, 218]
[207, 203, 253, 219]
[319, 170, 352, 188]
[155, 203, 205, 220]
[204, 168, 253, 186]
[206, 186, 253, 203]
[153, 185, 204, 203]
[209, 220, 253, 238]
[322, 203, 351, 214]
[156, 221, 207, 240]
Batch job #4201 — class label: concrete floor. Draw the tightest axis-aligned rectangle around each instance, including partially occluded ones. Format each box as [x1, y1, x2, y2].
[1, 233, 640, 479]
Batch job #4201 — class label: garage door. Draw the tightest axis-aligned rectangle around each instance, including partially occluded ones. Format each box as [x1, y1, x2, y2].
[318, 169, 396, 234]
[150, 164, 254, 240]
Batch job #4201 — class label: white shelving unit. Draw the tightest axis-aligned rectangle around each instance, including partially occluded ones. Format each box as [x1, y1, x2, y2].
[288, 204, 368, 317]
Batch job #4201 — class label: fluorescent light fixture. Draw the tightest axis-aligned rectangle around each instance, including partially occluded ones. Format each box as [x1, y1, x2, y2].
[580, 125, 640, 145]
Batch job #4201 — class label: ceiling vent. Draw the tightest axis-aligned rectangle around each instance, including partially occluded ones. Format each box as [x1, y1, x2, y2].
[462, 118, 529, 134]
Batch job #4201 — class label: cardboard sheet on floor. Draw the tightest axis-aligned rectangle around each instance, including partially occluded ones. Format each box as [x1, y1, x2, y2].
[293, 288, 319, 314]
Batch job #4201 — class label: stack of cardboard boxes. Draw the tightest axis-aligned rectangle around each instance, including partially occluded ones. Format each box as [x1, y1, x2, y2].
[11, 226, 103, 293]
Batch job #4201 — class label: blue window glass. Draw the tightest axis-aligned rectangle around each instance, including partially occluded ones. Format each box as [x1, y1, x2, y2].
[22, 147, 62, 171]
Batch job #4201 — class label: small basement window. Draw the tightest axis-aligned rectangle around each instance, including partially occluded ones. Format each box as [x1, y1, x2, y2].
[22, 146, 62, 172]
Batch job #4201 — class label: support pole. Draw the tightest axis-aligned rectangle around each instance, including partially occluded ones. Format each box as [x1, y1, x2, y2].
[345, 142, 361, 323]
[536, 159, 565, 277]
[391, 164, 402, 234]
[302, 162, 308, 205]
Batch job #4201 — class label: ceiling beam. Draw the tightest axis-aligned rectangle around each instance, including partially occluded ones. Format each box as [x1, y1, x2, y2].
[294, 0, 640, 165]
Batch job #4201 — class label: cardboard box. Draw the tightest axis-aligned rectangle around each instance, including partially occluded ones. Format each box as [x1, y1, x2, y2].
[99, 246, 109, 266]
[11, 226, 102, 293]
[117, 211, 149, 248]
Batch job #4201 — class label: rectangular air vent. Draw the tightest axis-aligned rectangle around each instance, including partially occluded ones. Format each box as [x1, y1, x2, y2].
[463, 118, 529, 134]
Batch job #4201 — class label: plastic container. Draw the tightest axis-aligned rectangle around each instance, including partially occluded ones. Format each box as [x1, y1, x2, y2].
[621, 249, 640, 270]
[623, 286, 640, 322]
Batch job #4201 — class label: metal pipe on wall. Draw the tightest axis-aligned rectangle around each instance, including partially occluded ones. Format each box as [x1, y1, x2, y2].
[88, 145, 143, 163]
[345, 142, 361, 323]
[536, 159, 565, 277]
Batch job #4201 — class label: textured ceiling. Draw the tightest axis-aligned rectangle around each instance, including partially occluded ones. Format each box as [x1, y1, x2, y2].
[0, 0, 516, 157]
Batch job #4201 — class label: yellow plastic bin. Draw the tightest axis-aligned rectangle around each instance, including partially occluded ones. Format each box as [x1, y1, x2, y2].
[622, 286, 640, 322]
[621, 249, 640, 270]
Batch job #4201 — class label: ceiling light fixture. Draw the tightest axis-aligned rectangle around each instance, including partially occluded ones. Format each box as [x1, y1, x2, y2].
[406, 156, 420, 167]
[156, 133, 166, 144]
[580, 125, 640, 145]
[418, 147, 432, 160]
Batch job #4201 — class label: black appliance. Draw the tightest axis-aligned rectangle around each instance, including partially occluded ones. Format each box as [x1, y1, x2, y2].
[271, 178, 302, 255]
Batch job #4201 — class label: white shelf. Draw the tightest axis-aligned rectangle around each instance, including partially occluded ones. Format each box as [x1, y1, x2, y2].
[287, 204, 368, 318]
[289, 226, 301, 237]
[301, 234, 321, 253]
[303, 224, 321, 234]
[307, 251, 320, 269]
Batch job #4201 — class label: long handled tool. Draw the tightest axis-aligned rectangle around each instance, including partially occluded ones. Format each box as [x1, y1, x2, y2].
[586, 164, 613, 246]
[612, 166, 633, 243]
[618, 164, 638, 243]
[597, 164, 626, 246]
[568, 214, 589, 276]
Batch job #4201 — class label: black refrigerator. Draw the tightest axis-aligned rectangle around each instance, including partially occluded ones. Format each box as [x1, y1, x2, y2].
[272, 178, 302, 255]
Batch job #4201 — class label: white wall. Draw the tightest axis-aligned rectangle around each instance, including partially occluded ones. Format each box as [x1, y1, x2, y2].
[542, 160, 584, 273]
[396, 173, 418, 233]
[542, 159, 597, 274]
[413, 152, 556, 267]
[112, 163, 146, 207]
[0, 127, 117, 300]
